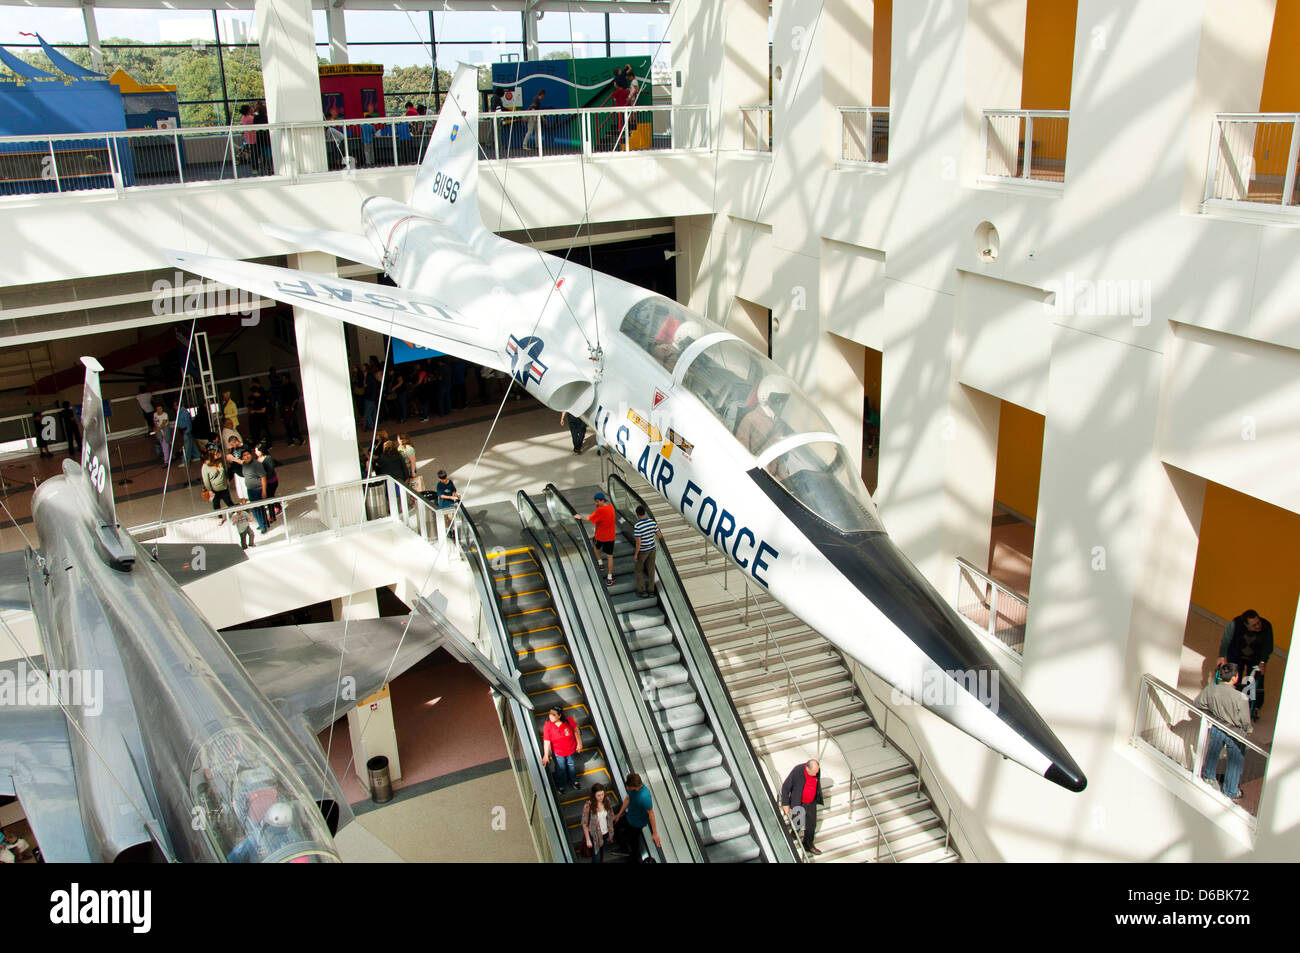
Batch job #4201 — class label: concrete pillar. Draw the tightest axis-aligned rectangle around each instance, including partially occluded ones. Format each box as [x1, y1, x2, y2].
[961, 0, 1028, 182]
[83, 7, 104, 74]
[524, 1, 541, 61]
[325, 1, 349, 65]
[673, 0, 768, 151]
[291, 252, 362, 488]
[1180, 0, 1275, 207]
[254, 0, 327, 175]
[331, 590, 400, 788]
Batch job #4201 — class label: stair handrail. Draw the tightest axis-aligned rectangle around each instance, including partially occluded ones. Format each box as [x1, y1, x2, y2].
[455, 502, 570, 862]
[844, 656, 977, 863]
[734, 581, 898, 862]
[605, 472, 800, 862]
[528, 485, 708, 863]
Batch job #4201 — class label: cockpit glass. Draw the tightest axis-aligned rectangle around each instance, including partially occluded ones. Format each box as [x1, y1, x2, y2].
[765, 441, 883, 533]
[680, 339, 834, 457]
[189, 726, 340, 864]
[619, 295, 723, 373]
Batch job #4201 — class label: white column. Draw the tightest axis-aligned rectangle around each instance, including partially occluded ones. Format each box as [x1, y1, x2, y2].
[326, 1, 349, 65]
[961, 0, 1027, 182]
[291, 252, 363, 488]
[331, 592, 401, 788]
[254, 0, 326, 175]
[524, 1, 541, 61]
[83, 6, 104, 74]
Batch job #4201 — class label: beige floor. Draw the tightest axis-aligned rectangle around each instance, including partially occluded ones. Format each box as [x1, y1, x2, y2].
[346, 769, 539, 863]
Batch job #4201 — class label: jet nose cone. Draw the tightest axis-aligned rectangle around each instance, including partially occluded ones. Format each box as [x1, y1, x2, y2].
[1046, 761, 1088, 793]
[817, 528, 1087, 792]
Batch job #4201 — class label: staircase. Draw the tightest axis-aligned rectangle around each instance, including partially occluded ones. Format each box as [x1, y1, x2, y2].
[652, 505, 961, 863]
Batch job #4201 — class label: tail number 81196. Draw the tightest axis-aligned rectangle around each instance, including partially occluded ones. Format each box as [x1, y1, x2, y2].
[432, 171, 459, 204]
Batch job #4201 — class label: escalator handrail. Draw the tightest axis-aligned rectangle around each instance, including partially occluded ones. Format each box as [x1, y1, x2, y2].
[606, 473, 802, 862]
[537, 484, 711, 863]
[513, 490, 652, 859]
[456, 505, 571, 862]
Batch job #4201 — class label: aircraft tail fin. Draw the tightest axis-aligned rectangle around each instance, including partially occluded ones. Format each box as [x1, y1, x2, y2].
[78, 356, 117, 530]
[409, 63, 484, 237]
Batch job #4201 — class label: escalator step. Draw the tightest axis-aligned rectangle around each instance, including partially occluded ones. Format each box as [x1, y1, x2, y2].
[520, 665, 579, 693]
[688, 788, 741, 823]
[631, 643, 681, 671]
[527, 685, 586, 712]
[705, 834, 761, 863]
[512, 627, 566, 653]
[678, 765, 733, 799]
[611, 593, 657, 613]
[646, 681, 697, 711]
[506, 608, 558, 634]
[672, 741, 723, 775]
[515, 644, 570, 675]
[697, 810, 752, 846]
[664, 722, 715, 755]
[641, 663, 690, 689]
[620, 609, 668, 631]
[499, 591, 554, 612]
[626, 625, 675, 651]
[653, 701, 707, 732]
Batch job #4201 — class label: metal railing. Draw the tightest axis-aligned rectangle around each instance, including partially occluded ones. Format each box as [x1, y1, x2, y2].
[954, 557, 1028, 658]
[458, 503, 568, 863]
[740, 105, 773, 154]
[845, 657, 978, 861]
[718, 576, 898, 861]
[0, 104, 711, 201]
[980, 109, 1068, 184]
[1131, 674, 1269, 822]
[839, 106, 890, 165]
[127, 472, 458, 556]
[1203, 113, 1300, 209]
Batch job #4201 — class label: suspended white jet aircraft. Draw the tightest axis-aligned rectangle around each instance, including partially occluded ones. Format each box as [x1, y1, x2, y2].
[167, 65, 1086, 793]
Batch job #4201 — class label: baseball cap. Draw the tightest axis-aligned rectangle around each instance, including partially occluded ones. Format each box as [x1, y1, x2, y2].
[594, 492, 607, 500]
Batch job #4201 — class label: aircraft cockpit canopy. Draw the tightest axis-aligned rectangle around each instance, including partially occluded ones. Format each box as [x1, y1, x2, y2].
[619, 296, 721, 372]
[190, 726, 341, 863]
[619, 296, 883, 534]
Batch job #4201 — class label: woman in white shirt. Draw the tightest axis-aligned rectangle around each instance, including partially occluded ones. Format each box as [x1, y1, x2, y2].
[581, 783, 619, 862]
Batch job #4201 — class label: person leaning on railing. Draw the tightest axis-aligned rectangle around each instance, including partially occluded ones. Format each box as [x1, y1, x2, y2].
[1194, 663, 1253, 800]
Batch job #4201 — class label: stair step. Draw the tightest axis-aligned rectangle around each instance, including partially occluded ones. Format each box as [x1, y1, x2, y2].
[678, 765, 733, 799]
[619, 608, 668, 631]
[697, 810, 752, 847]
[663, 722, 715, 755]
[672, 741, 723, 775]
[631, 642, 681, 671]
[626, 625, 675, 652]
[646, 681, 697, 712]
[641, 663, 691, 690]
[687, 788, 741, 823]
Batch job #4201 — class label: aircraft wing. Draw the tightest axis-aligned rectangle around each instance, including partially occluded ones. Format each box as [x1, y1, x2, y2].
[220, 614, 442, 734]
[260, 223, 384, 271]
[0, 662, 93, 862]
[164, 249, 507, 372]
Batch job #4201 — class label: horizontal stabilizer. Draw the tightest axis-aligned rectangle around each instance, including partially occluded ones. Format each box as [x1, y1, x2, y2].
[148, 542, 248, 585]
[260, 222, 384, 271]
[221, 614, 443, 734]
[0, 551, 31, 610]
[165, 249, 506, 372]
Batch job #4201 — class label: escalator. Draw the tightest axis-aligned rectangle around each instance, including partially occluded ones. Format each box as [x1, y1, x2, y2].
[539, 481, 798, 863]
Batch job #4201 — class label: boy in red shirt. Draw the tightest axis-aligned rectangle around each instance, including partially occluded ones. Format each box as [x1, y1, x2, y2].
[541, 707, 582, 792]
[578, 492, 617, 586]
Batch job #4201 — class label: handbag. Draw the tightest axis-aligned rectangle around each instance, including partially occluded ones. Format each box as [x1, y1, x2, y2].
[574, 838, 592, 859]
[407, 475, 424, 492]
[201, 489, 213, 501]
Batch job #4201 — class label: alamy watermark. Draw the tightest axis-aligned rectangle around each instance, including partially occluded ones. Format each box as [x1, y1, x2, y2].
[1043, 272, 1152, 326]
[890, 668, 1000, 713]
[152, 271, 260, 326]
[0, 661, 103, 717]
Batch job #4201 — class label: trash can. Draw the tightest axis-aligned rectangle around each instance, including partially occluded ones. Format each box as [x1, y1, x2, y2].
[365, 482, 390, 520]
[366, 755, 393, 804]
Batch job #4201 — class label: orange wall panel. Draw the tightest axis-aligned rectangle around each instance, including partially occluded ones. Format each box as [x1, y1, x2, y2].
[994, 401, 1045, 521]
[872, 0, 892, 107]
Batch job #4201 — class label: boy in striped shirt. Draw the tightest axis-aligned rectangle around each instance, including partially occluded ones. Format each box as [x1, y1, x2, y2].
[633, 504, 663, 598]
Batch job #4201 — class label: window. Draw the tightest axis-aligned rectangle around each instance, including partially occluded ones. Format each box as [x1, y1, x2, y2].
[619, 295, 720, 373]
[764, 441, 882, 533]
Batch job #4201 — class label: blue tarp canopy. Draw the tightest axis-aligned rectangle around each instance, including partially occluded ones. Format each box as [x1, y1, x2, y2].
[0, 43, 57, 79]
[36, 34, 103, 78]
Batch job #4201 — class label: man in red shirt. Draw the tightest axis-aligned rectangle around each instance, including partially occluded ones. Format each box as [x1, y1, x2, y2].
[577, 491, 617, 586]
[542, 707, 583, 792]
[779, 759, 824, 855]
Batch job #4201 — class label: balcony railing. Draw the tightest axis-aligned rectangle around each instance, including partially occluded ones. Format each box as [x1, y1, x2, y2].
[980, 109, 1068, 185]
[839, 106, 890, 165]
[954, 557, 1027, 658]
[740, 105, 773, 154]
[0, 104, 711, 201]
[1203, 113, 1300, 210]
[1132, 674, 1269, 824]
